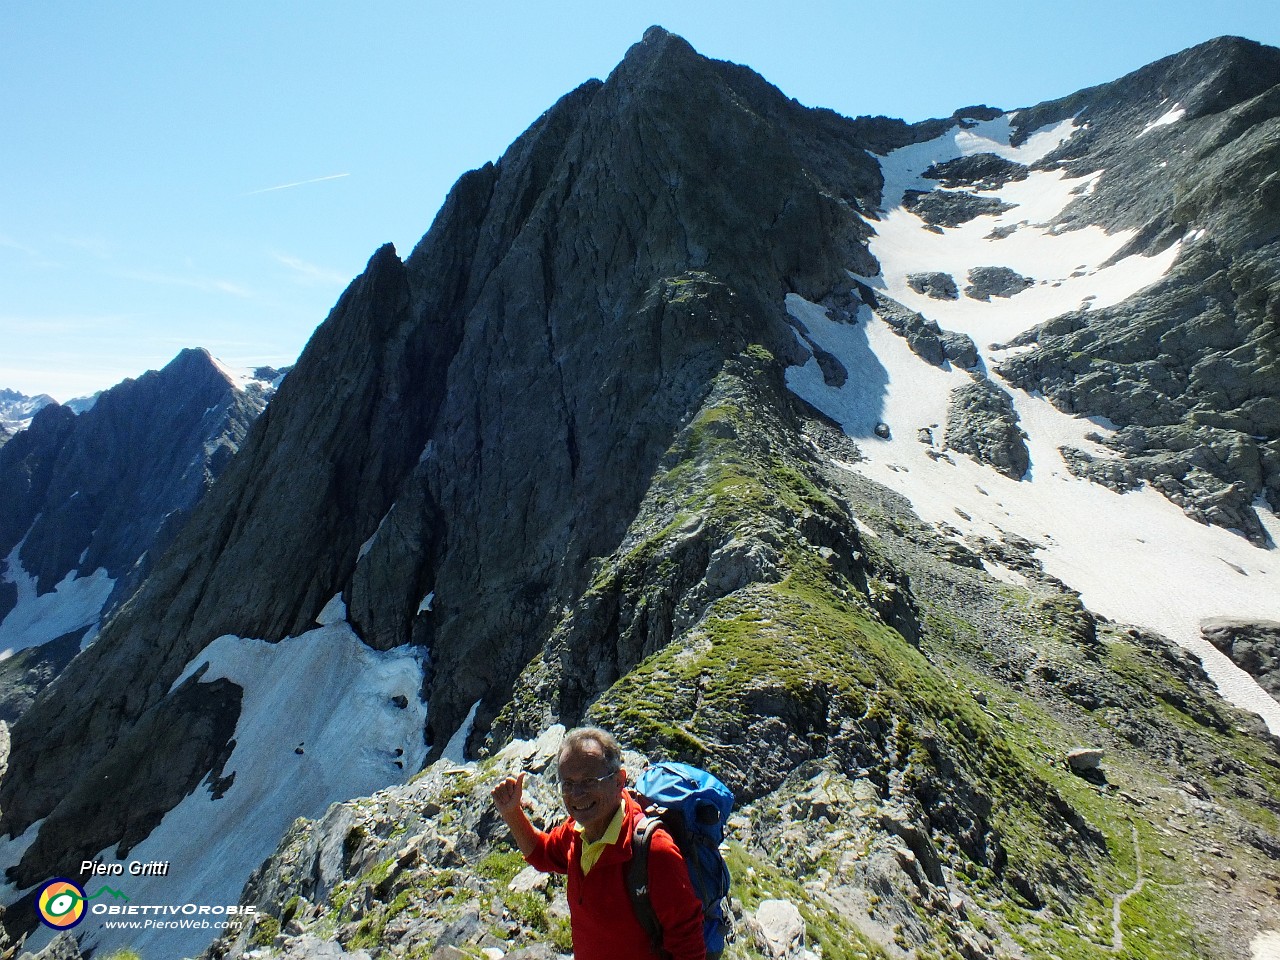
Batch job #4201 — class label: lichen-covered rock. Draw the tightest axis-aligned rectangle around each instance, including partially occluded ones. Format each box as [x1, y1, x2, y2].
[903, 190, 1014, 228]
[945, 379, 1031, 479]
[964, 266, 1034, 300]
[906, 271, 959, 300]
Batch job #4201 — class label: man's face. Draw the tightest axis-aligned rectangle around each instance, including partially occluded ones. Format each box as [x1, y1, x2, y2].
[558, 740, 626, 839]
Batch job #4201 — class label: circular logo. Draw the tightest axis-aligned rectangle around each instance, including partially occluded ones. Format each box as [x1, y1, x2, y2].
[37, 878, 87, 930]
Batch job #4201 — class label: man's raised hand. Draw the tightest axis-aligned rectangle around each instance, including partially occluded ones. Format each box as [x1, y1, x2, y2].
[491, 771, 527, 814]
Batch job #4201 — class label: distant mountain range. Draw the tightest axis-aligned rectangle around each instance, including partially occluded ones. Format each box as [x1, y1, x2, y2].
[2, 28, 1279, 960]
[0, 351, 279, 722]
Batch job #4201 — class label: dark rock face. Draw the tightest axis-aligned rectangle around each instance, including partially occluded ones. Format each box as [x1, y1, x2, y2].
[0, 26, 887, 883]
[6, 672, 241, 892]
[0, 350, 269, 726]
[945, 379, 1030, 479]
[1202, 619, 1280, 703]
[903, 189, 1014, 227]
[0, 403, 77, 623]
[965, 266, 1034, 300]
[923, 153, 1029, 190]
[907, 271, 959, 300]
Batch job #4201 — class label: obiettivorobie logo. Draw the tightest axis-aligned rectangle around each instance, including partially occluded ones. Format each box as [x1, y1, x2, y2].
[37, 870, 257, 935]
[36, 878, 130, 930]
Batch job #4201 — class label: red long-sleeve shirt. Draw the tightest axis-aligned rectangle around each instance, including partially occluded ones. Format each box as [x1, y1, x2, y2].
[525, 793, 706, 960]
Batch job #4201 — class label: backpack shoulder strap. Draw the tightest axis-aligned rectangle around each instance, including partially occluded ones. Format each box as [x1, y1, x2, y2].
[626, 814, 668, 959]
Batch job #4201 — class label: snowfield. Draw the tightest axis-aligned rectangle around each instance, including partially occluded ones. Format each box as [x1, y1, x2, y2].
[786, 115, 1280, 733]
[0, 534, 113, 660]
[7, 615, 429, 960]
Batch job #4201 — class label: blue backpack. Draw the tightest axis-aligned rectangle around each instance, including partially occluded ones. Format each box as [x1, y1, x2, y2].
[626, 761, 734, 959]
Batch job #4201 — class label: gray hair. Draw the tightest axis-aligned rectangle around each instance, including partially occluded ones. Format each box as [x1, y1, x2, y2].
[558, 726, 622, 773]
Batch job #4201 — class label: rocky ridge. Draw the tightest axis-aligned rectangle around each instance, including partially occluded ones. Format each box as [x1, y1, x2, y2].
[182, 376, 1280, 960]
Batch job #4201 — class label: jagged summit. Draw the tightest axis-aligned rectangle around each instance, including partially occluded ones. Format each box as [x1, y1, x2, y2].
[0, 345, 270, 730]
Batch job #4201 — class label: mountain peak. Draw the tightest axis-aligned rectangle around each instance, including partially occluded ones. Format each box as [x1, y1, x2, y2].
[612, 24, 704, 88]
[634, 24, 693, 56]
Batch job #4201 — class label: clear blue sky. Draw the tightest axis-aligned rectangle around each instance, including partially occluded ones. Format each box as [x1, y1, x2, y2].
[3, 1, 1277, 401]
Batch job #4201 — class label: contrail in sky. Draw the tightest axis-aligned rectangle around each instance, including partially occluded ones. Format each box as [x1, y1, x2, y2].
[245, 173, 350, 195]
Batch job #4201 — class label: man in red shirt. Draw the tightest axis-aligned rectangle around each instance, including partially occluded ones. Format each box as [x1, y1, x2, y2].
[490, 727, 706, 960]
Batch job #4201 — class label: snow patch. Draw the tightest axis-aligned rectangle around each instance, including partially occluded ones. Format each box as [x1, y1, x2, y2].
[317, 592, 347, 626]
[358, 509, 394, 561]
[442, 699, 481, 764]
[0, 536, 114, 660]
[786, 296, 1280, 732]
[871, 168, 1180, 349]
[0, 818, 44, 903]
[1139, 104, 1186, 137]
[876, 116, 1078, 215]
[418, 591, 435, 614]
[70, 622, 430, 959]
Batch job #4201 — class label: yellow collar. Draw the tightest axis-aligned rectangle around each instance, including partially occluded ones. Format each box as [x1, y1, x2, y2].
[575, 800, 626, 875]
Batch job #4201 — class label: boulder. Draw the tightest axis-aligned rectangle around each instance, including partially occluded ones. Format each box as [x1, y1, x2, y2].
[965, 266, 1034, 300]
[945, 380, 1030, 479]
[907, 272, 959, 300]
[904, 190, 1015, 227]
[1067, 748, 1104, 772]
[750, 899, 806, 958]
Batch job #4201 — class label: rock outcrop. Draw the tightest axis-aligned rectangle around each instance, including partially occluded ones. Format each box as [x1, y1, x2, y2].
[964, 265, 1034, 300]
[1203, 619, 1280, 703]
[945, 378, 1030, 479]
[903, 189, 1014, 228]
[923, 152, 1029, 190]
[864, 292, 979, 369]
[906, 271, 959, 300]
